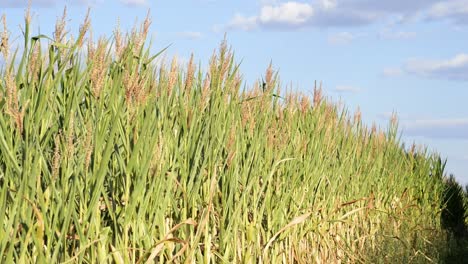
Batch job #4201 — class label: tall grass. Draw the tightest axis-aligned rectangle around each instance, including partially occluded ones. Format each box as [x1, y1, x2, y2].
[0, 7, 455, 263]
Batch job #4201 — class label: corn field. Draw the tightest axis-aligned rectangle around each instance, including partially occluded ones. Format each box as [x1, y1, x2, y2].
[0, 8, 455, 263]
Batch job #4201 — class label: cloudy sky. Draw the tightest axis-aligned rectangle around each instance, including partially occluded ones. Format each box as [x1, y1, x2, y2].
[2, 0, 468, 184]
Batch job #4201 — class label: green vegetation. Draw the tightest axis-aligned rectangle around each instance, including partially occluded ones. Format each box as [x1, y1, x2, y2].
[440, 175, 468, 262]
[0, 8, 466, 263]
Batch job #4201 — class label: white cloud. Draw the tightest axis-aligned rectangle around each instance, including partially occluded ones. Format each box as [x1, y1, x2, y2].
[319, 0, 337, 10]
[328, 32, 355, 45]
[402, 118, 468, 139]
[176, 31, 203, 40]
[0, 0, 106, 7]
[382, 67, 403, 77]
[221, 1, 379, 31]
[258, 2, 314, 26]
[260, 0, 279, 4]
[378, 29, 416, 40]
[404, 53, 468, 81]
[406, 118, 468, 127]
[0, 0, 55, 7]
[120, 0, 147, 7]
[222, 2, 315, 31]
[227, 14, 258, 31]
[334, 85, 361, 93]
[427, 0, 468, 20]
[384, 54, 468, 81]
[221, 0, 468, 31]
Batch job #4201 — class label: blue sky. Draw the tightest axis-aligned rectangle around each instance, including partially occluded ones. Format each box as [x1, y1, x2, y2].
[2, 0, 468, 184]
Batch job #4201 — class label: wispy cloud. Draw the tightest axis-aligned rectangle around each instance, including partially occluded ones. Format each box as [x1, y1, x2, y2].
[328, 32, 355, 45]
[334, 85, 361, 93]
[343, 0, 439, 15]
[221, 0, 468, 31]
[401, 118, 468, 139]
[319, 0, 337, 10]
[382, 67, 403, 77]
[176, 31, 203, 40]
[384, 54, 468, 81]
[224, 2, 315, 31]
[258, 2, 314, 26]
[120, 0, 147, 7]
[0, 0, 102, 7]
[259, 0, 279, 5]
[426, 0, 468, 24]
[226, 14, 258, 31]
[404, 53, 468, 81]
[378, 29, 416, 40]
[1, 0, 56, 7]
[222, 1, 377, 31]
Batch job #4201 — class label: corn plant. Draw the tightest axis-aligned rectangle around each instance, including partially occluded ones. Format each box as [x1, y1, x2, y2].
[0, 7, 454, 263]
